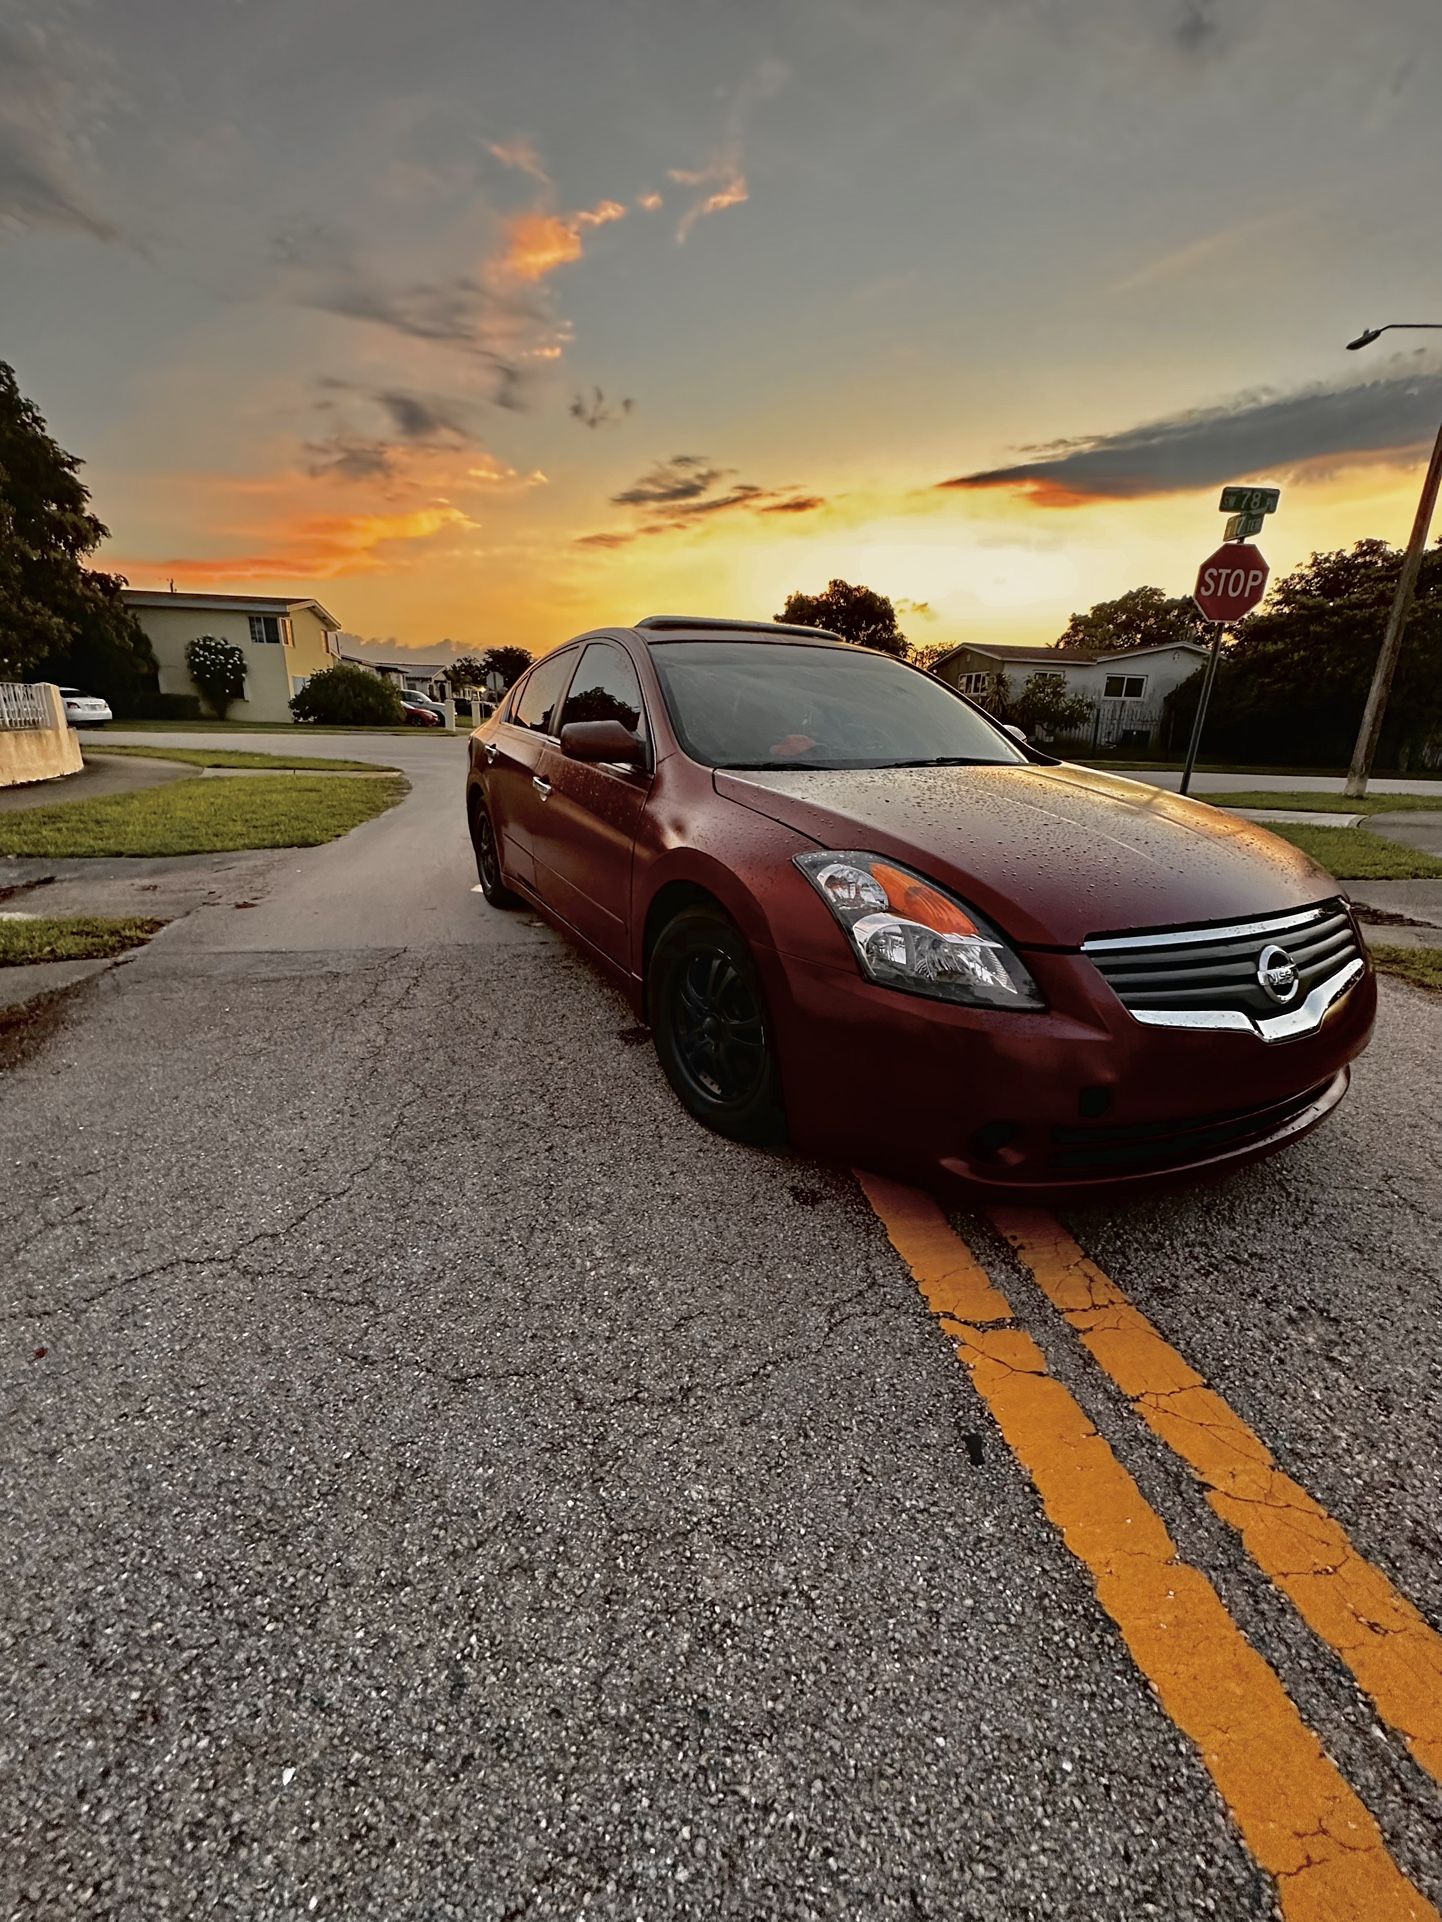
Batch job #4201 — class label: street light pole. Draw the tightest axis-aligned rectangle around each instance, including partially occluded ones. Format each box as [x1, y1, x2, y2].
[1342, 321, 1442, 798]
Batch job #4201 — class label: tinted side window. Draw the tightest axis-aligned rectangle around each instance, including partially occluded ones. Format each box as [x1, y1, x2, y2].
[559, 642, 647, 740]
[513, 651, 575, 734]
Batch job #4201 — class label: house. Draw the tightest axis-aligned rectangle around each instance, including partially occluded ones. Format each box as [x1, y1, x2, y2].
[121, 589, 343, 723]
[345, 657, 453, 703]
[929, 639, 1211, 751]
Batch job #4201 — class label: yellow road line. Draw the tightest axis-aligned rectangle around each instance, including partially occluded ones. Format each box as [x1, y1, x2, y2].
[993, 1207, 1442, 1789]
[859, 1173, 1439, 1922]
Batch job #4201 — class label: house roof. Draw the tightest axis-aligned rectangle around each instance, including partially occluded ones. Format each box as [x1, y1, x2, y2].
[121, 588, 342, 629]
[931, 638, 1209, 671]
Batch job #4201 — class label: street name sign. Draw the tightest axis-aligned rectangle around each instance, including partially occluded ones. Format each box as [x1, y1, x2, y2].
[1218, 485, 1281, 516]
[1224, 510, 1266, 540]
[1194, 543, 1269, 623]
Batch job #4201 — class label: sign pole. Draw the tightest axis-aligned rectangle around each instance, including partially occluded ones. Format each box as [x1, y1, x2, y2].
[1179, 621, 1227, 796]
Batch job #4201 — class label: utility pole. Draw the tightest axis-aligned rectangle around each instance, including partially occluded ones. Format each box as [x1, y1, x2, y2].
[1343, 418, 1442, 797]
[1342, 322, 1442, 797]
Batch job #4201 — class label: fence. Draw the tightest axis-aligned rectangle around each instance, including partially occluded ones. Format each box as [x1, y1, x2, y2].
[0, 682, 52, 730]
[0, 682, 83, 787]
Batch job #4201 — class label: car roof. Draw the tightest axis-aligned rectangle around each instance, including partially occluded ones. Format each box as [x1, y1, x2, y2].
[632, 615, 845, 647]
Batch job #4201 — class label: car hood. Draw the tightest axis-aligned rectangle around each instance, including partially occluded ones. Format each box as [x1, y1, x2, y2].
[715, 761, 1340, 948]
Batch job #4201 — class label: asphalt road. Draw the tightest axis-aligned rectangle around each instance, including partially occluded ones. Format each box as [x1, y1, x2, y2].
[3, 731, 1440, 1921]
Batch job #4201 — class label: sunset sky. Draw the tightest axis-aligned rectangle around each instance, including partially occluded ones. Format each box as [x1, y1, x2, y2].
[3, 0, 1441, 662]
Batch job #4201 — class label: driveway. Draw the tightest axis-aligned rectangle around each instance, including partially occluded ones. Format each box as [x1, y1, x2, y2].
[2, 733, 1439, 1921]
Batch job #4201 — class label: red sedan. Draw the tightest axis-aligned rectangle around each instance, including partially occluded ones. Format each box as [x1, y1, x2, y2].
[466, 618, 1374, 1197]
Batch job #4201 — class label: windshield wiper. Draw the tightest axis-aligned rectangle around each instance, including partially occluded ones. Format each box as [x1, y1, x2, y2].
[876, 756, 996, 768]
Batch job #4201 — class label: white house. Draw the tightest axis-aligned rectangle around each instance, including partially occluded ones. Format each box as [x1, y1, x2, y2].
[929, 639, 1211, 751]
[122, 589, 343, 722]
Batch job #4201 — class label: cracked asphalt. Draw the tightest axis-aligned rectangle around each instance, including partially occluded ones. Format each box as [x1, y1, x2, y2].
[2, 730, 1440, 1920]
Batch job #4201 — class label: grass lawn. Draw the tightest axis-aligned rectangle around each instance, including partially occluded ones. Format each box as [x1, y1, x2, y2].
[86, 744, 390, 773]
[1370, 945, 1442, 993]
[0, 914, 166, 966]
[1207, 790, 1442, 815]
[0, 774, 407, 858]
[1261, 823, 1442, 880]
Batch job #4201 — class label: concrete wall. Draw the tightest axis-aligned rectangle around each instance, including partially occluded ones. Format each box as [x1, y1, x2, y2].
[0, 683, 84, 788]
[130, 605, 321, 723]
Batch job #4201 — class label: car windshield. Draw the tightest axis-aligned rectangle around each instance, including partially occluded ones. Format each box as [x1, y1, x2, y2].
[648, 640, 1028, 771]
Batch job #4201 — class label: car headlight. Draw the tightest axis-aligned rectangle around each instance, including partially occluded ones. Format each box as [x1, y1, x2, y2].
[795, 850, 1044, 1010]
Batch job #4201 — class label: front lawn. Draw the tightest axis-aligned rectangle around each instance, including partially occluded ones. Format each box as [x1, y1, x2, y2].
[0, 774, 407, 858]
[1207, 790, 1442, 816]
[0, 915, 166, 966]
[1370, 945, 1442, 993]
[1262, 823, 1442, 880]
[87, 744, 390, 773]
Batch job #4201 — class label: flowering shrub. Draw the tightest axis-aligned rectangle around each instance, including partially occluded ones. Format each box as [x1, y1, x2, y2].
[185, 634, 247, 719]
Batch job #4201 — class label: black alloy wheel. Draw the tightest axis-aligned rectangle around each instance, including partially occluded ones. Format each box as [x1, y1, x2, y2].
[650, 907, 784, 1144]
[470, 794, 520, 908]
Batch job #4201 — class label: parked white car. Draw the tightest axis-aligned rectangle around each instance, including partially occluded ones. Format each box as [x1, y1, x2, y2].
[57, 687, 113, 727]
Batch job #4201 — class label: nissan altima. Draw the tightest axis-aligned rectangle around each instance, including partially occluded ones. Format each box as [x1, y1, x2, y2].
[465, 618, 1374, 1195]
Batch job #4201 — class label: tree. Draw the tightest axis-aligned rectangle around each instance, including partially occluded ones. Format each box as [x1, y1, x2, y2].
[446, 654, 490, 690]
[1162, 539, 1442, 771]
[290, 663, 405, 727]
[777, 580, 908, 657]
[0, 360, 156, 703]
[185, 635, 246, 720]
[907, 640, 955, 673]
[1055, 585, 1211, 656]
[1004, 672, 1093, 742]
[478, 644, 534, 689]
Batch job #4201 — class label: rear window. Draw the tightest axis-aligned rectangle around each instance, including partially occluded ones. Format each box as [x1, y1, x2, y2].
[648, 641, 1026, 771]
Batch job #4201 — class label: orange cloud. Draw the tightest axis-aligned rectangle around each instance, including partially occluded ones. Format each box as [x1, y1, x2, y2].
[111, 505, 476, 585]
[636, 190, 664, 212]
[497, 199, 626, 282]
[668, 162, 748, 240]
[485, 136, 549, 184]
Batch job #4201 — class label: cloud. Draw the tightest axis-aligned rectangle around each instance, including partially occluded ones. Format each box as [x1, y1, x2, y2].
[0, 14, 120, 241]
[497, 199, 626, 282]
[581, 453, 826, 545]
[570, 386, 636, 430]
[112, 505, 478, 586]
[301, 382, 547, 493]
[938, 363, 1442, 506]
[669, 160, 748, 242]
[612, 455, 729, 506]
[636, 190, 664, 213]
[485, 136, 549, 184]
[668, 55, 785, 242]
[270, 219, 540, 404]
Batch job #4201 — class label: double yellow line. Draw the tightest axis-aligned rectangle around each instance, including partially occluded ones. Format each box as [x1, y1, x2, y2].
[860, 1175, 1442, 1922]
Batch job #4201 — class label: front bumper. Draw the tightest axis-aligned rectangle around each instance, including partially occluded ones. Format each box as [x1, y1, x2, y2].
[759, 940, 1376, 1200]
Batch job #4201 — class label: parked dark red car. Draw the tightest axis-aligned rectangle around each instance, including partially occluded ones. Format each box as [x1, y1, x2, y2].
[466, 618, 1374, 1196]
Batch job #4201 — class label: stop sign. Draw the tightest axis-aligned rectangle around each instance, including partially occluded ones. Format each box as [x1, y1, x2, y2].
[1194, 542, 1269, 623]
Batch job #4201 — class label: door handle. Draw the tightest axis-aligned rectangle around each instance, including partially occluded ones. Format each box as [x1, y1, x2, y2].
[533, 776, 552, 797]
[484, 742, 499, 763]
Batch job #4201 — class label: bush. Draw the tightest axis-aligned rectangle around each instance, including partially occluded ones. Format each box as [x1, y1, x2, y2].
[186, 635, 247, 719]
[290, 663, 405, 727]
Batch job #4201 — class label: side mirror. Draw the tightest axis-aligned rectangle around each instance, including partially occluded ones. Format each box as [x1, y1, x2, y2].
[559, 719, 645, 766]
[1003, 723, 1028, 744]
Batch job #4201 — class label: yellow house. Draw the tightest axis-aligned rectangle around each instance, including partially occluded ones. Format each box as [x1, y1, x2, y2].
[121, 589, 343, 723]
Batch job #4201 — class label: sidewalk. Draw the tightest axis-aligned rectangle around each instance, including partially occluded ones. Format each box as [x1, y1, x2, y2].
[0, 752, 188, 814]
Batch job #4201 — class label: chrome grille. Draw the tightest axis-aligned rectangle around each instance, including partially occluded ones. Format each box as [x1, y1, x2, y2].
[1082, 901, 1364, 1039]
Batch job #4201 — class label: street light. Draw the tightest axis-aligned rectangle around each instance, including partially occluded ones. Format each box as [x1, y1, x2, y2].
[1342, 321, 1442, 797]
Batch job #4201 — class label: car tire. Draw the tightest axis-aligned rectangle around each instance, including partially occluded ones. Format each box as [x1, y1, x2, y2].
[470, 794, 521, 908]
[650, 906, 785, 1145]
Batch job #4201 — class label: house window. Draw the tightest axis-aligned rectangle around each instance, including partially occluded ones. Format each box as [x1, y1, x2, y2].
[1104, 674, 1147, 700]
[957, 671, 991, 695]
[247, 615, 291, 645]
